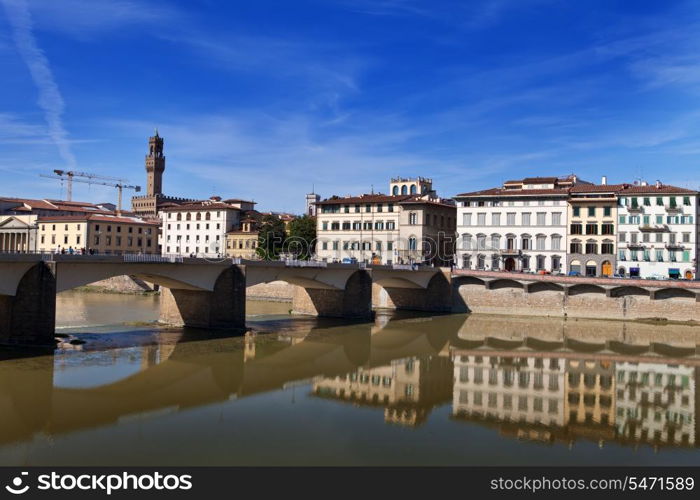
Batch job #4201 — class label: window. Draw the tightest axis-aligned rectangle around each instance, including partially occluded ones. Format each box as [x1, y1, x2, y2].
[585, 242, 597, 254]
[656, 196, 663, 206]
[536, 212, 545, 225]
[586, 223, 598, 235]
[551, 235, 561, 250]
[388, 203, 394, 212]
[521, 212, 531, 225]
[570, 242, 582, 253]
[462, 213, 472, 226]
[601, 242, 614, 254]
[536, 235, 546, 250]
[491, 213, 500, 226]
[409, 212, 417, 225]
[552, 212, 562, 225]
[683, 196, 691, 206]
[521, 236, 531, 250]
[618, 215, 625, 224]
[506, 213, 516, 225]
[601, 223, 614, 235]
[588, 206, 595, 216]
[570, 223, 582, 234]
[573, 206, 580, 217]
[322, 222, 328, 230]
[603, 206, 611, 216]
[376, 204, 383, 213]
[643, 197, 651, 206]
[477, 213, 486, 225]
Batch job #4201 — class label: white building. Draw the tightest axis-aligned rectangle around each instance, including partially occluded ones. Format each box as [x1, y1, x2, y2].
[616, 182, 698, 279]
[314, 177, 456, 265]
[161, 197, 255, 258]
[454, 176, 587, 273]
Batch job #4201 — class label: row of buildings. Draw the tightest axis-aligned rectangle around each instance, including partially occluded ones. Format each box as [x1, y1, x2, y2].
[313, 173, 699, 279]
[2, 131, 699, 279]
[0, 133, 295, 259]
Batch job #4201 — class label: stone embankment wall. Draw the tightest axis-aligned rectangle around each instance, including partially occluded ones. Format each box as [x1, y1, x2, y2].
[247, 281, 294, 302]
[77, 275, 156, 294]
[77, 276, 296, 301]
[453, 271, 700, 323]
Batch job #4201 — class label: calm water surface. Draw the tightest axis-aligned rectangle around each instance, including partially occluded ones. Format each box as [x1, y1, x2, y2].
[0, 291, 699, 466]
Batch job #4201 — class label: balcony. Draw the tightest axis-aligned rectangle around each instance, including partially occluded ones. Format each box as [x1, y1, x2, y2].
[665, 204, 682, 213]
[665, 242, 685, 250]
[627, 205, 643, 213]
[626, 242, 644, 248]
[499, 248, 520, 256]
[639, 224, 668, 232]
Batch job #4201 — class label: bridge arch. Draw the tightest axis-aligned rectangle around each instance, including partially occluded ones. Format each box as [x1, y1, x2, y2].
[527, 281, 564, 293]
[567, 283, 606, 296]
[654, 287, 697, 300]
[609, 286, 650, 298]
[488, 278, 524, 290]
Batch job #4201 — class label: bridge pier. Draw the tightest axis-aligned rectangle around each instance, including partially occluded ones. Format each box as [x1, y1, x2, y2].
[292, 270, 372, 319]
[159, 266, 246, 330]
[0, 262, 56, 346]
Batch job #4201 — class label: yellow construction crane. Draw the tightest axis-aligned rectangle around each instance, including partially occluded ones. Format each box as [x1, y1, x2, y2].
[40, 170, 141, 215]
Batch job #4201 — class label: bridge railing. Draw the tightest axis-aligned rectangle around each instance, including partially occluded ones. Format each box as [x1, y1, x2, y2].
[126, 254, 184, 263]
[282, 259, 328, 268]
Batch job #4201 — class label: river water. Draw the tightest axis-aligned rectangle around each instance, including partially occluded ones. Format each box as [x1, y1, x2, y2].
[0, 291, 699, 466]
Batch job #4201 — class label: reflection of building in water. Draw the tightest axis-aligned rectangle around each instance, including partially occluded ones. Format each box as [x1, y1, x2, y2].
[615, 362, 697, 447]
[565, 359, 616, 439]
[452, 354, 567, 430]
[312, 355, 453, 427]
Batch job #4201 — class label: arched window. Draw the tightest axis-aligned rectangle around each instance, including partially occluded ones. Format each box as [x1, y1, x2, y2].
[408, 237, 417, 251]
[551, 234, 562, 251]
[490, 234, 500, 250]
[521, 234, 531, 250]
[477, 254, 486, 269]
[392, 186, 399, 195]
[205, 212, 211, 221]
[186, 213, 192, 221]
[196, 213, 202, 221]
[176, 213, 182, 221]
[410, 185, 417, 195]
[401, 185, 408, 195]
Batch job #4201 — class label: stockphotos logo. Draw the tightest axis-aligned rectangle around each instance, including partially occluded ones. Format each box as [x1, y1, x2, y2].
[5, 472, 29, 495]
[3, 471, 193, 496]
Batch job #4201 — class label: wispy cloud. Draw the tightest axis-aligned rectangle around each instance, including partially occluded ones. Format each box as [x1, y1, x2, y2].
[2, 0, 77, 169]
[25, 0, 179, 38]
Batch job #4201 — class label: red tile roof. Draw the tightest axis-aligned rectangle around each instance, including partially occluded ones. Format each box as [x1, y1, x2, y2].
[455, 187, 570, 197]
[316, 194, 413, 205]
[38, 214, 159, 225]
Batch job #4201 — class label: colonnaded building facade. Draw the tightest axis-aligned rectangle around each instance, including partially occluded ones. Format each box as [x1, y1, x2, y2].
[314, 177, 456, 266]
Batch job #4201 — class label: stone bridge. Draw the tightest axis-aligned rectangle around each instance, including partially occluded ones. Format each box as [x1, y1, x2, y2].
[0, 255, 452, 345]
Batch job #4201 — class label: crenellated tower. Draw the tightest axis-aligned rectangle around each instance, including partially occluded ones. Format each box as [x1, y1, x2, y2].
[145, 129, 165, 196]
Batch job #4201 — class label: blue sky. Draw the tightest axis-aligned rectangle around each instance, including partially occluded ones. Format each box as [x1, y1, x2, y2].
[1, 0, 700, 213]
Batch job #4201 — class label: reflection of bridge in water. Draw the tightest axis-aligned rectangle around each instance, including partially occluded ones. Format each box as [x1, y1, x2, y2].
[0, 313, 699, 451]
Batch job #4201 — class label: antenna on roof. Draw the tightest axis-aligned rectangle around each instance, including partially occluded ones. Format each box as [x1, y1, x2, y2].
[371, 184, 374, 194]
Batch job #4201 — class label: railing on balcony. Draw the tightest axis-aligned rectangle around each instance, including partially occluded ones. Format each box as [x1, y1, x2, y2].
[665, 204, 682, 213]
[639, 224, 668, 232]
[627, 205, 643, 213]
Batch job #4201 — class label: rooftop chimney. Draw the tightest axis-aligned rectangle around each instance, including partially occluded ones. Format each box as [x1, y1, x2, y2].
[601, 175, 607, 185]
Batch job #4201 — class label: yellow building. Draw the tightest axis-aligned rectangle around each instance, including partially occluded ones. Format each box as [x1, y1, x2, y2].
[225, 217, 259, 259]
[37, 214, 159, 254]
[567, 183, 620, 276]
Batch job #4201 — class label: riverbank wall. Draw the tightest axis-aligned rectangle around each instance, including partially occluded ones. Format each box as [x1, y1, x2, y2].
[453, 270, 700, 323]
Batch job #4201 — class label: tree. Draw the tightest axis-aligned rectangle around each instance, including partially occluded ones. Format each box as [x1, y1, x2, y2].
[286, 215, 317, 260]
[256, 214, 287, 260]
